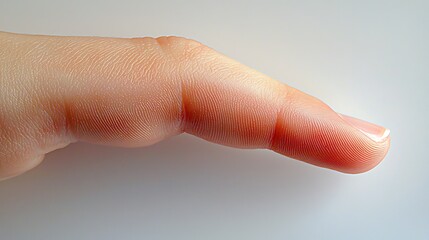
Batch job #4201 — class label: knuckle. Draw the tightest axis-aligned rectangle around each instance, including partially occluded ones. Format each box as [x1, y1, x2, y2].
[154, 36, 213, 63]
[127, 36, 221, 78]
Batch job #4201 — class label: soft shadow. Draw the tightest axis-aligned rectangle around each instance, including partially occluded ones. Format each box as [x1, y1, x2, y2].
[0, 134, 343, 233]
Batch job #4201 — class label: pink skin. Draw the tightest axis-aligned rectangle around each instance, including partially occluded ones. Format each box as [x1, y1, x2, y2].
[0, 32, 390, 180]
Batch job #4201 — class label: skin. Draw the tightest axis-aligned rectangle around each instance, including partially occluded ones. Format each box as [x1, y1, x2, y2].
[0, 32, 390, 180]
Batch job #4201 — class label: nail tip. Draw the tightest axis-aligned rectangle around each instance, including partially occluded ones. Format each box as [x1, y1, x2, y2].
[338, 113, 390, 143]
[364, 128, 390, 143]
[381, 128, 391, 141]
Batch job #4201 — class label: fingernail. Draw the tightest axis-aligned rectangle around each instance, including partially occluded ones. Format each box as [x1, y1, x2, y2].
[338, 114, 390, 142]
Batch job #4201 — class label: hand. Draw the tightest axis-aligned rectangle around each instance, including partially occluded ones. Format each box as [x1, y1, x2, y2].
[0, 31, 390, 180]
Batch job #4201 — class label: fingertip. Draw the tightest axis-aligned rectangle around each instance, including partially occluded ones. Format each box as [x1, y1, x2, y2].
[333, 114, 391, 173]
[269, 93, 391, 173]
[335, 134, 391, 174]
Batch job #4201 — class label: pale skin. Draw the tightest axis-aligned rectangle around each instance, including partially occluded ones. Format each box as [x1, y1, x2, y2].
[0, 31, 390, 181]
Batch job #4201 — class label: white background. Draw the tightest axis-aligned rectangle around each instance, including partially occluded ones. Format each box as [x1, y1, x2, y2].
[0, 0, 428, 239]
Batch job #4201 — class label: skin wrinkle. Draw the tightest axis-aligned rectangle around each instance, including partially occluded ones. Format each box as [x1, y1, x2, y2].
[180, 76, 187, 134]
[153, 36, 210, 136]
[269, 107, 284, 150]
